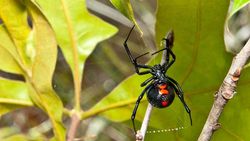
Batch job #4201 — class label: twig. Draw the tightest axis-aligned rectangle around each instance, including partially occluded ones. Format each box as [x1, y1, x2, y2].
[198, 38, 250, 141]
[136, 40, 168, 141]
[136, 104, 153, 141]
[67, 113, 81, 141]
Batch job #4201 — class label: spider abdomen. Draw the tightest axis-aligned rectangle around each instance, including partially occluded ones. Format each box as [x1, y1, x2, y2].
[147, 83, 175, 108]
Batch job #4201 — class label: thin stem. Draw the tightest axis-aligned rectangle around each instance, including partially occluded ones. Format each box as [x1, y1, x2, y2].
[140, 104, 153, 135]
[62, 0, 82, 139]
[0, 98, 33, 106]
[67, 112, 81, 141]
[198, 38, 250, 141]
[61, 0, 81, 111]
[63, 108, 71, 116]
[136, 104, 153, 141]
[81, 98, 142, 120]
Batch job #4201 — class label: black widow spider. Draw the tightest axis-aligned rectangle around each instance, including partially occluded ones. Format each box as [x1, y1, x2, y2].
[123, 26, 192, 134]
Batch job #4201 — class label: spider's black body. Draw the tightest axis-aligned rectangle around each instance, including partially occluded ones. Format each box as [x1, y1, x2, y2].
[147, 82, 175, 108]
[123, 26, 192, 134]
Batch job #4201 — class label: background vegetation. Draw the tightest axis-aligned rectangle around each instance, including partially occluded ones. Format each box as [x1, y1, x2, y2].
[0, 0, 250, 141]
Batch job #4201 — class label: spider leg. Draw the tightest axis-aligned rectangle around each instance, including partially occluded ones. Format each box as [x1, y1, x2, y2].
[151, 47, 168, 55]
[162, 48, 175, 73]
[150, 30, 175, 73]
[162, 30, 175, 73]
[140, 77, 153, 87]
[151, 30, 174, 56]
[124, 26, 152, 75]
[168, 77, 192, 126]
[131, 84, 153, 134]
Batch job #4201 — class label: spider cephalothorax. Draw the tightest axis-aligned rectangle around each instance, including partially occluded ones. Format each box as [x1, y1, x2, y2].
[151, 64, 167, 83]
[123, 26, 192, 133]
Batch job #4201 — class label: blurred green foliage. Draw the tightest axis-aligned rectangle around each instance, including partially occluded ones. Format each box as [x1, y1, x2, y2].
[0, 0, 250, 141]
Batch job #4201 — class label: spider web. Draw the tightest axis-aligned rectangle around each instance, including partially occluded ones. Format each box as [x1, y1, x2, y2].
[144, 98, 192, 134]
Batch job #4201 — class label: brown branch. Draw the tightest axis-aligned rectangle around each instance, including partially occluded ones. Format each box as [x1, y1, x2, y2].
[198, 38, 250, 141]
[67, 112, 81, 141]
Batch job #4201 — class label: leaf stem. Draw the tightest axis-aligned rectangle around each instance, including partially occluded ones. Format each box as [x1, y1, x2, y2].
[198, 38, 250, 141]
[61, 0, 82, 139]
[60, 0, 81, 111]
[63, 108, 71, 116]
[67, 112, 81, 141]
[81, 98, 142, 120]
[0, 98, 33, 106]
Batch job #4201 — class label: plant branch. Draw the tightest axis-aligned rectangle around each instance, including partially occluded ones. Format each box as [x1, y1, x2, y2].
[63, 0, 82, 139]
[63, 108, 71, 116]
[135, 104, 153, 141]
[67, 112, 81, 141]
[0, 98, 33, 106]
[198, 38, 250, 141]
[61, 0, 81, 111]
[81, 98, 144, 120]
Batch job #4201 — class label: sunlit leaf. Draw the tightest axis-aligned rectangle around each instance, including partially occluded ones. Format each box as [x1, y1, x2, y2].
[26, 1, 66, 140]
[2, 134, 28, 141]
[0, 78, 32, 116]
[230, 0, 250, 17]
[0, 26, 23, 74]
[32, 0, 117, 108]
[0, 0, 32, 68]
[109, 0, 141, 33]
[110, 0, 130, 18]
[0, 1, 32, 116]
[0, 0, 65, 140]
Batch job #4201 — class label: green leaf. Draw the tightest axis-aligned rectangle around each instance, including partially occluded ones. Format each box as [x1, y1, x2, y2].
[31, 0, 117, 110]
[0, 0, 32, 116]
[0, 78, 32, 116]
[109, 0, 142, 33]
[109, 0, 134, 21]
[88, 0, 250, 141]
[230, 0, 250, 17]
[1, 134, 28, 141]
[110, 0, 129, 18]
[25, 2, 66, 140]
[0, 26, 23, 74]
[0, 1, 65, 140]
[0, 0, 32, 69]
